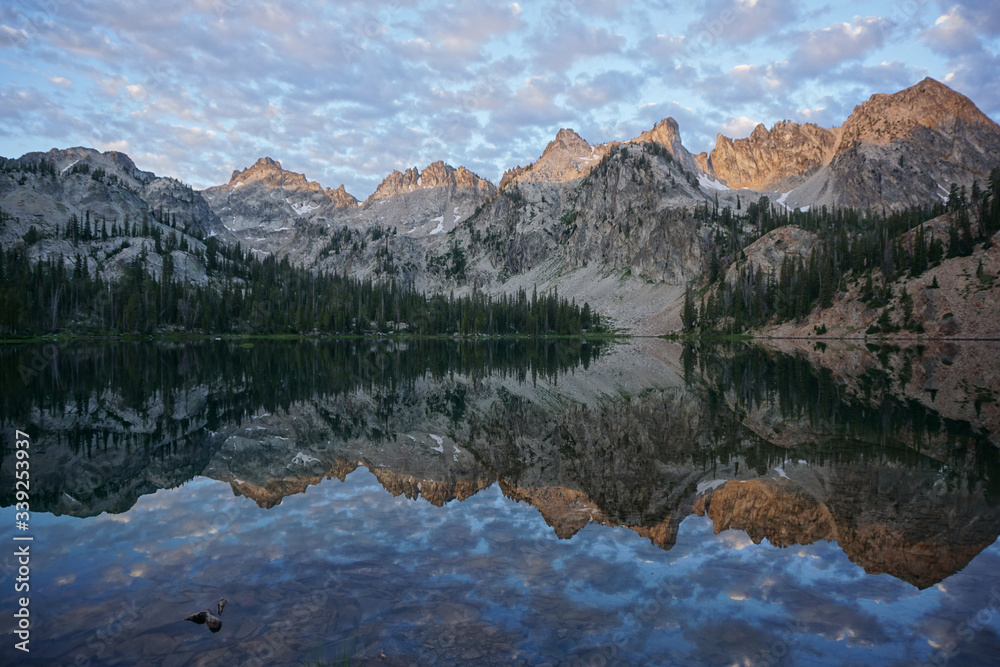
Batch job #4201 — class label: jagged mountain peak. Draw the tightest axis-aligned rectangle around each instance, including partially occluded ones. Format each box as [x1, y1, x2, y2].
[367, 160, 494, 202]
[500, 127, 611, 189]
[629, 117, 700, 172]
[706, 120, 840, 191]
[632, 117, 681, 147]
[838, 76, 1000, 149]
[550, 127, 591, 150]
[779, 77, 1000, 210]
[225, 156, 324, 194]
[325, 184, 359, 208]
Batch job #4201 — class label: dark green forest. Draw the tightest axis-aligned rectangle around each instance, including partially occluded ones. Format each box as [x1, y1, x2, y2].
[0, 205, 602, 337]
[684, 168, 1000, 334]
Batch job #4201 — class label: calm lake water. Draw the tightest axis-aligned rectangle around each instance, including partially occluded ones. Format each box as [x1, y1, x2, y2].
[1, 339, 999, 666]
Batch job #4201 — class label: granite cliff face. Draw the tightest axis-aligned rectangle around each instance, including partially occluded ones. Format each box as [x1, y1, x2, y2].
[698, 78, 1000, 211]
[705, 121, 840, 191]
[201, 156, 356, 234]
[499, 128, 612, 189]
[0, 147, 225, 285]
[367, 161, 494, 202]
[0, 147, 222, 234]
[629, 117, 702, 172]
[443, 126, 715, 332]
[326, 183, 359, 208]
[786, 78, 1000, 210]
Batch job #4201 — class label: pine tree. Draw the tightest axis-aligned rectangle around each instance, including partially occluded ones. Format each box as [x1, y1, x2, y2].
[681, 285, 696, 332]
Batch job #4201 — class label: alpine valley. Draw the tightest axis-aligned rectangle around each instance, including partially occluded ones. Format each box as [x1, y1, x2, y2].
[3, 77, 1000, 337]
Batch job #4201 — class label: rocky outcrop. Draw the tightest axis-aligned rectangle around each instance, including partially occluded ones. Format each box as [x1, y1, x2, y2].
[228, 156, 324, 192]
[561, 146, 709, 284]
[628, 117, 705, 176]
[366, 161, 494, 202]
[723, 225, 819, 285]
[789, 78, 1000, 210]
[326, 184, 359, 208]
[499, 128, 612, 190]
[708, 121, 840, 191]
[0, 147, 224, 285]
[201, 157, 356, 234]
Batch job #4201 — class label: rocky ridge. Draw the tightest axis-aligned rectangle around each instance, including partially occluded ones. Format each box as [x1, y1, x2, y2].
[0, 146, 226, 285]
[367, 160, 494, 202]
[704, 121, 841, 191]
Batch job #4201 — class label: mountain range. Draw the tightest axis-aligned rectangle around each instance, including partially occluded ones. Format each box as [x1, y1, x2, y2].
[2, 77, 999, 335]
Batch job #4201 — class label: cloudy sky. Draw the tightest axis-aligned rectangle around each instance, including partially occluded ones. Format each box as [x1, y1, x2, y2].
[1, 0, 999, 198]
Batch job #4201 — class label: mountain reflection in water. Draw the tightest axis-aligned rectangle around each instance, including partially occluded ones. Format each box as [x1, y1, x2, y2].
[2, 339, 999, 665]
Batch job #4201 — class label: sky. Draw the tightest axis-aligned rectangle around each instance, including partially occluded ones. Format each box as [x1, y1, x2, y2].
[1, 0, 999, 198]
[6, 472, 1000, 664]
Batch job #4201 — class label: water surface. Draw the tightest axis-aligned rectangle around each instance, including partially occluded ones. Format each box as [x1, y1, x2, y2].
[1, 339, 999, 665]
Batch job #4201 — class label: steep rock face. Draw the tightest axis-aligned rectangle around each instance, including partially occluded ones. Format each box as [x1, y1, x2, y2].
[561, 146, 708, 284]
[0, 147, 220, 232]
[201, 157, 354, 234]
[499, 128, 611, 189]
[723, 225, 819, 285]
[229, 156, 324, 191]
[0, 147, 223, 284]
[708, 121, 840, 191]
[366, 161, 494, 202]
[790, 78, 1000, 210]
[140, 176, 221, 235]
[326, 184, 359, 208]
[837, 77, 999, 150]
[631, 118, 684, 157]
[445, 138, 716, 331]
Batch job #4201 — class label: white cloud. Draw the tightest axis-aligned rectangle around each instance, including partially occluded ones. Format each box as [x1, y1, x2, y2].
[788, 16, 890, 76]
[921, 7, 979, 56]
[530, 21, 626, 71]
[720, 115, 760, 139]
[686, 0, 800, 46]
[0, 24, 29, 48]
[0, 0, 997, 196]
